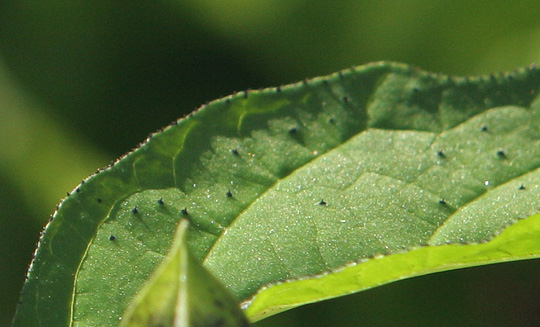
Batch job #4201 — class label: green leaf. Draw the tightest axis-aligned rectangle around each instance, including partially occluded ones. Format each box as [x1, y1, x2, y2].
[120, 219, 249, 327]
[245, 210, 540, 321]
[13, 62, 540, 327]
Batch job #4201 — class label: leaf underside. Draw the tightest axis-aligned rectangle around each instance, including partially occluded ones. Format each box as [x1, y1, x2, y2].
[12, 62, 540, 327]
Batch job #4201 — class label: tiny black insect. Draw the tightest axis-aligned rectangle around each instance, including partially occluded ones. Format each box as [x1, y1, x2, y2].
[231, 149, 239, 156]
[329, 118, 336, 124]
[76, 188, 81, 193]
[343, 96, 349, 103]
[497, 150, 506, 158]
[181, 208, 188, 215]
[481, 126, 488, 132]
[132, 206, 138, 214]
[439, 199, 447, 205]
[109, 235, 116, 241]
[289, 127, 298, 134]
[519, 184, 526, 190]
[66, 192, 70, 197]
[319, 199, 327, 206]
[97, 198, 102, 203]
[158, 198, 164, 205]
[226, 190, 233, 198]
[437, 150, 445, 158]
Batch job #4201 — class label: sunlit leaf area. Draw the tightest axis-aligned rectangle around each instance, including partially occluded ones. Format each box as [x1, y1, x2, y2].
[2, 1, 540, 326]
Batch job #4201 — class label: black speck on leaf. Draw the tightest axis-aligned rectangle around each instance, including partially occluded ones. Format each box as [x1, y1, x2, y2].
[289, 127, 298, 134]
[226, 190, 233, 198]
[481, 126, 488, 132]
[439, 199, 447, 205]
[214, 299, 225, 309]
[437, 150, 445, 158]
[97, 198, 102, 203]
[319, 199, 327, 206]
[109, 235, 116, 241]
[182, 208, 188, 216]
[519, 184, 526, 190]
[231, 149, 239, 156]
[132, 206, 138, 214]
[158, 198, 164, 205]
[497, 150, 506, 158]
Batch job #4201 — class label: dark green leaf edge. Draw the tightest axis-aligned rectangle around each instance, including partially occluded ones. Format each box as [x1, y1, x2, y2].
[12, 61, 540, 326]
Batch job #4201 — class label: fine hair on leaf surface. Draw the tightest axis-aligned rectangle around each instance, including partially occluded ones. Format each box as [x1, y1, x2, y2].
[12, 62, 540, 327]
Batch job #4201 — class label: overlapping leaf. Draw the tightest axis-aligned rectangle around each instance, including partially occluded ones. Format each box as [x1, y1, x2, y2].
[120, 220, 249, 327]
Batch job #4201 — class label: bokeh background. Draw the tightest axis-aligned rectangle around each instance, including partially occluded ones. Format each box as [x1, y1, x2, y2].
[1, 1, 540, 326]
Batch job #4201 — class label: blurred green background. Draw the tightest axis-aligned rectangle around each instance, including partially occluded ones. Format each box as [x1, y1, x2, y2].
[1, 1, 540, 326]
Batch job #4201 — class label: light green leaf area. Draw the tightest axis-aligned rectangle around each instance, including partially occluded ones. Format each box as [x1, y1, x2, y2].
[245, 210, 540, 322]
[120, 219, 249, 327]
[13, 62, 540, 327]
